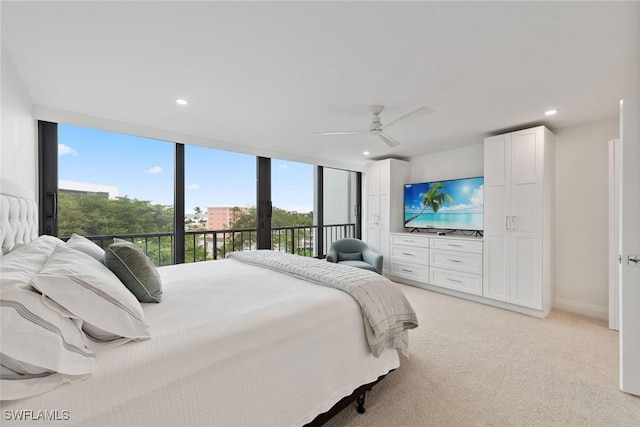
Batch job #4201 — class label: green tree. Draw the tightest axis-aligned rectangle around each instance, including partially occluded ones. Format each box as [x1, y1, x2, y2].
[58, 193, 174, 266]
[404, 182, 454, 225]
[58, 193, 173, 236]
[223, 206, 314, 256]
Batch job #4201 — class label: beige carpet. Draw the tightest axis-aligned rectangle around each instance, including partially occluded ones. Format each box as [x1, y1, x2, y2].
[325, 284, 640, 427]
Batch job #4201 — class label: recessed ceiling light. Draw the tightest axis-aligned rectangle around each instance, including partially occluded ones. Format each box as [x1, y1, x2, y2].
[544, 109, 558, 116]
[363, 151, 370, 156]
[176, 98, 188, 106]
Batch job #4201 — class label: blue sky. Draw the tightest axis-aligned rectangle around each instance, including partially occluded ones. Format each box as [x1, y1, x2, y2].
[404, 177, 484, 214]
[58, 124, 314, 214]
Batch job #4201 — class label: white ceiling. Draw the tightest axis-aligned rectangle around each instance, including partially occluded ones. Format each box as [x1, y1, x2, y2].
[2, 1, 639, 170]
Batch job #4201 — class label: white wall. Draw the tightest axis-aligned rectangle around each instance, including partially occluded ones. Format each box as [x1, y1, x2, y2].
[554, 117, 619, 319]
[1, 45, 36, 193]
[409, 143, 484, 183]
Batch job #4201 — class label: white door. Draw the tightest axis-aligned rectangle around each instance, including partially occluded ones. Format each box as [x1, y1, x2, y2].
[377, 160, 391, 227]
[483, 133, 511, 302]
[608, 139, 621, 331]
[510, 128, 542, 309]
[366, 162, 380, 230]
[619, 98, 640, 396]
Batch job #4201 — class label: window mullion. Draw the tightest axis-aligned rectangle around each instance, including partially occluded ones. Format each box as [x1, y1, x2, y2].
[256, 156, 272, 249]
[38, 120, 59, 236]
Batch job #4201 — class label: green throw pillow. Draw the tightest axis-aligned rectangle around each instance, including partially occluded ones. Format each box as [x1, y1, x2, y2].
[104, 240, 163, 303]
[338, 252, 363, 261]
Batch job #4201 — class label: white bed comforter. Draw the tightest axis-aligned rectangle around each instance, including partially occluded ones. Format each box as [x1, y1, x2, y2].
[1, 258, 400, 426]
[227, 250, 418, 357]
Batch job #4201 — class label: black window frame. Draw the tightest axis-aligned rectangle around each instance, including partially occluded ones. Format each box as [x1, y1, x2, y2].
[38, 120, 361, 262]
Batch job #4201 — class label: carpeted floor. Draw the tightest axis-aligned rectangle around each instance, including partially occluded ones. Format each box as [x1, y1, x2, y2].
[325, 283, 640, 426]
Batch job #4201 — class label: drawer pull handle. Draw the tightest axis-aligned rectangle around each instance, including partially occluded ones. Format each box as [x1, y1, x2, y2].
[402, 252, 414, 256]
[401, 268, 414, 273]
[403, 240, 414, 243]
[447, 278, 463, 283]
[447, 243, 463, 247]
[447, 259, 462, 263]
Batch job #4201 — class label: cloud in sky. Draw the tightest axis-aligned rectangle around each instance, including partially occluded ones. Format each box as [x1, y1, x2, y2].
[279, 164, 288, 169]
[470, 185, 483, 205]
[58, 144, 78, 156]
[188, 183, 200, 190]
[439, 203, 483, 213]
[145, 166, 163, 174]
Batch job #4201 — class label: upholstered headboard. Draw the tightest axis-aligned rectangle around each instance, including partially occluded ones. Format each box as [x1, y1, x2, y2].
[0, 178, 38, 255]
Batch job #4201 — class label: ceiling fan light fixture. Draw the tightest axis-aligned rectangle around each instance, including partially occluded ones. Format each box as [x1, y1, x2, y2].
[176, 98, 188, 106]
[315, 104, 433, 149]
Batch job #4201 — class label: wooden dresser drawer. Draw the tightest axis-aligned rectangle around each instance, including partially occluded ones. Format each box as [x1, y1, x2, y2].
[429, 267, 482, 296]
[390, 245, 429, 264]
[430, 249, 482, 275]
[390, 234, 429, 248]
[390, 260, 428, 283]
[430, 238, 482, 254]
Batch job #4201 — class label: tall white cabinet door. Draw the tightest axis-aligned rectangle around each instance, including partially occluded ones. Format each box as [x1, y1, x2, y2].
[377, 160, 391, 227]
[509, 128, 543, 309]
[364, 160, 388, 271]
[483, 133, 511, 302]
[366, 162, 381, 229]
[364, 159, 410, 275]
[483, 126, 553, 314]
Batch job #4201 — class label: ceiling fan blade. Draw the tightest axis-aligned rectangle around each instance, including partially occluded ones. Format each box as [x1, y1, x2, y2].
[378, 132, 400, 148]
[313, 130, 367, 136]
[384, 106, 433, 129]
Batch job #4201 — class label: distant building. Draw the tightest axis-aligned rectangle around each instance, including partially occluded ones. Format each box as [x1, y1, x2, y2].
[58, 180, 119, 199]
[207, 206, 248, 231]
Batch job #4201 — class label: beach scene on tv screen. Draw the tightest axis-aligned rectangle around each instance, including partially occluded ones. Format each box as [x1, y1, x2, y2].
[404, 177, 484, 231]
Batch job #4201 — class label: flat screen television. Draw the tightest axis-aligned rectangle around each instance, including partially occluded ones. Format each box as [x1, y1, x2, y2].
[403, 176, 484, 231]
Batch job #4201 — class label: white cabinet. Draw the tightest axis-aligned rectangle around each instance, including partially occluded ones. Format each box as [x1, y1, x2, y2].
[430, 268, 483, 296]
[483, 126, 554, 315]
[365, 159, 410, 274]
[430, 237, 483, 296]
[388, 233, 483, 296]
[389, 234, 429, 282]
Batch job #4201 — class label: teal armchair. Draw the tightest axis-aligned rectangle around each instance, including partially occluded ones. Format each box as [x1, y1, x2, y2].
[326, 238, 382, 274]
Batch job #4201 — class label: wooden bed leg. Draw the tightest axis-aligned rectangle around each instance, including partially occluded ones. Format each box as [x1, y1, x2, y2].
[355, 393, 366, 414]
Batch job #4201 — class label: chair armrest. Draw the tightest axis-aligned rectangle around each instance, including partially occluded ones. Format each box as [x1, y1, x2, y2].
[362, 248, 383, 274]
[326, 247, 338, 263]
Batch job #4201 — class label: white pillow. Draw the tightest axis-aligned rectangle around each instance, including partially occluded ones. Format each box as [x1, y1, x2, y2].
[66, 233, 105, 262]
[0, 244, 50, 292]
[0, 287, 95, 400]
[28, 234, 66, 255]
[31, 245, 151, 343]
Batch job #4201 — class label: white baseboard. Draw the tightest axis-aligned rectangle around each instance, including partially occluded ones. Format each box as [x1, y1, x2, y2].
[553, 297, 608, 320]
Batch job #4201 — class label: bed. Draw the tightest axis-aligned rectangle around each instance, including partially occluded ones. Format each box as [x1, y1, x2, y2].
[0, 178, 418, 426]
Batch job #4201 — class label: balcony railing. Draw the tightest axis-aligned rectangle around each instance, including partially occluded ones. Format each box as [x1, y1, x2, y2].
[82, 223, 356, 267]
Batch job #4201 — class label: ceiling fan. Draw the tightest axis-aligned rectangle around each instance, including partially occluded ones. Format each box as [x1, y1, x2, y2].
[314, 105, 433, 148]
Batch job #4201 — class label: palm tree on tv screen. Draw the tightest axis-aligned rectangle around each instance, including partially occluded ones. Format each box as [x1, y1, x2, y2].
[404, 182, 454, 225]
